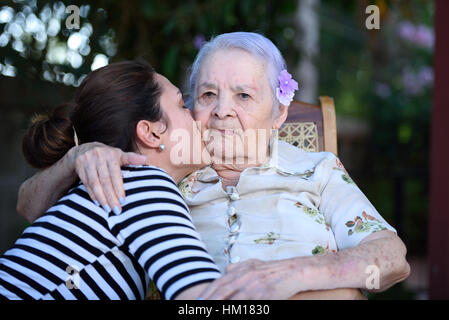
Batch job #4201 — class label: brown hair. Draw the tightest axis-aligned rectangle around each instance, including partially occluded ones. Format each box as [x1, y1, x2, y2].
[22, 60, 164, 169]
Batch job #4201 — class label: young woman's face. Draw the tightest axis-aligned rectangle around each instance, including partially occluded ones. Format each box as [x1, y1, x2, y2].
[156, 74, 211, 168]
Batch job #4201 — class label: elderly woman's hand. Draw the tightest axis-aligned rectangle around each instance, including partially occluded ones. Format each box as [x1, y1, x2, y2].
[68, 142, 146, 213]
[198, 259, 303, 300]
[198, 258, 366, 300]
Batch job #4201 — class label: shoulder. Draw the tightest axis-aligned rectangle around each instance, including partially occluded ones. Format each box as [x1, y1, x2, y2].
[120, 165, 186, 208]
[273, 140, 338, 174]
[109, 166, 191, 230]
[121, 165, 176, 183]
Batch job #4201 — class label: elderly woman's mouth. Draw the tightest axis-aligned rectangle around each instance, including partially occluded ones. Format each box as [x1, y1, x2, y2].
[214, 129, 236, 135]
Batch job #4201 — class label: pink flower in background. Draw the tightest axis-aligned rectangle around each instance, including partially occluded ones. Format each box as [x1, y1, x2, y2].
[414, 25, 434, 49]
[193, 34, 206, 50]
[418, 66, 433, 85]
[374, 82, 391, 98]
[276, 69, 299, 106]
[398, 21, 434, 49]
[401, 66, 433, 96]
[398, 21, 415, 40]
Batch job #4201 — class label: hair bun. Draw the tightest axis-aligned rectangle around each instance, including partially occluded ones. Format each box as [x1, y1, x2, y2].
[22, 102, 77, 169]
[30, 114, 50, 125]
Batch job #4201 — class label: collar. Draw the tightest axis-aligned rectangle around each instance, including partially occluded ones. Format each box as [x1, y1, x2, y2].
[191, 139, 317, 183]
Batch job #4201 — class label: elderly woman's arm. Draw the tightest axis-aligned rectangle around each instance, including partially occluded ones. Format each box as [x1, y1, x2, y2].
[17, 142, 146, 222]
[197, 229, 410, 299]
[17, 147, 78, 222]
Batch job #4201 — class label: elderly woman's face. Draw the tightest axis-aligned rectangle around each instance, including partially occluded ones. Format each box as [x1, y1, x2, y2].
[194, 49, 283, 166]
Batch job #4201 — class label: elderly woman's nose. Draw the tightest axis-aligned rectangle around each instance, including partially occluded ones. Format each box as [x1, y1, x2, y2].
[214, 98, 235, 118]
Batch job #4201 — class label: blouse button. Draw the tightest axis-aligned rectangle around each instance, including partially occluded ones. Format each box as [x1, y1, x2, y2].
[230, 256, 241, 264]
[227, 206, 236, 216]
[227, 235, 237, 245]
[230, 222, 240, 233]
[230, 193, 240, 201]
[228, 215, 238, 226]
[226, 186, 240, 201]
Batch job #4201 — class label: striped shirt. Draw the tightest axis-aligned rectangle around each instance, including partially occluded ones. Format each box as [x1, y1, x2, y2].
[0, 165, 221, 300]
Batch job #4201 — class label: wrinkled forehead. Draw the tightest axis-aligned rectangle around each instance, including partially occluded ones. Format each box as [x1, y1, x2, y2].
[197, 48, 270, 88]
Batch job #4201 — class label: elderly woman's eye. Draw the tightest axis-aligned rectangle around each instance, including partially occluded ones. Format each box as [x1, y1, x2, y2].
[239, 93, 251, 100]
[198, 91, 217, 105]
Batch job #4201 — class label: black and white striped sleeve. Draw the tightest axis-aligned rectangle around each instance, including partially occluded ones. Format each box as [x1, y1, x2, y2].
[108, 167, 221, 300]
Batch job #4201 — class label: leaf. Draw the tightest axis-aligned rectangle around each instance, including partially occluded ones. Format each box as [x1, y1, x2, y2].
[364, 211, 377, 221]
[342, 174, 354, 184]
[312, 245, 325, 255]
[345, 221, 355, 227]
[348, 229, 353, 236]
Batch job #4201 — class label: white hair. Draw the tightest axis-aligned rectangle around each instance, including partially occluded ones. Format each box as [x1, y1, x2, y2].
[188, 32, 287, 112]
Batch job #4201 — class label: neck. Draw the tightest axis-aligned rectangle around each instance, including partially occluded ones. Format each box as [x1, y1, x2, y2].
[163, 167, 191, 184]
[214, 167, 243, 188]
[213, 153, 270, 188]
[141, 150, 192, 184]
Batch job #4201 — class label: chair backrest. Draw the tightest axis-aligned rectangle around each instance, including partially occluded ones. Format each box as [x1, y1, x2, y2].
[278, 96, 338, 155]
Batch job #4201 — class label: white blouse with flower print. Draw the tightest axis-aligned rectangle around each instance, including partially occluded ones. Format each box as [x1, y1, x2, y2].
[178, 140, 396, 273]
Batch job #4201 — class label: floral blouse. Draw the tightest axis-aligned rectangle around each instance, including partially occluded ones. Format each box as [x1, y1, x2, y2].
[178, 140, 396, 273]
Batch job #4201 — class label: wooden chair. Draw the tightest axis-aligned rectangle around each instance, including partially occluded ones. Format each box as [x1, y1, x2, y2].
[278, 96, 338, 155]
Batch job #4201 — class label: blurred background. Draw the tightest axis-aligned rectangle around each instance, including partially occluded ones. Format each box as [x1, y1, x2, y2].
[0, 0, 435, 299]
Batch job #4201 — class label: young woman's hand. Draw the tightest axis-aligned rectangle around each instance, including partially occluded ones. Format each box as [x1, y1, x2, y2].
[69, 142, 146, 213]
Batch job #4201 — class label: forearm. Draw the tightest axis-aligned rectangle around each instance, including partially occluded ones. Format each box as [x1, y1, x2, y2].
[174, 282, 211, 300]
[17, 148, 77, 222]
[290, 231, 410, 293]
[289, 288, 366, 300]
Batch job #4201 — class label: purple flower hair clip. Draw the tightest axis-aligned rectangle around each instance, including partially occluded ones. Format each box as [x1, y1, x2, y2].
[276, 69, 299, 106]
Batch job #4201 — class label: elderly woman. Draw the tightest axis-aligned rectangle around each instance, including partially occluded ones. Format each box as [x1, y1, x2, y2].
[17, 32, 410, 299]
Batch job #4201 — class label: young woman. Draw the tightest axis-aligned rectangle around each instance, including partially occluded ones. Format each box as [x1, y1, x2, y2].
[0, 60, 221, 300]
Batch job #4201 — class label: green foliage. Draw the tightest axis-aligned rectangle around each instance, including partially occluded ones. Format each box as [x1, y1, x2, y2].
[319, 1, 432, 262]
[0, 0, 299, 88]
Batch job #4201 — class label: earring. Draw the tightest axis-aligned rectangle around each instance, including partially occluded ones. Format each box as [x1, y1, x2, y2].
[159, 144, 165, 151]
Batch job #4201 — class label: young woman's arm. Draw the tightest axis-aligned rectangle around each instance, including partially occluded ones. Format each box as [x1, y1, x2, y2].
[17, 142, 146, 222]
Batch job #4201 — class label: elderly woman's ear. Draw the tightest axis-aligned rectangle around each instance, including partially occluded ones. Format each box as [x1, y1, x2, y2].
[272, 104, 289, 130]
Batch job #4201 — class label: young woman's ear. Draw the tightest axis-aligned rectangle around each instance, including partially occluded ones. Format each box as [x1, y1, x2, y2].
[135, 120, 164, 148]
[272, 104, 289, 130]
